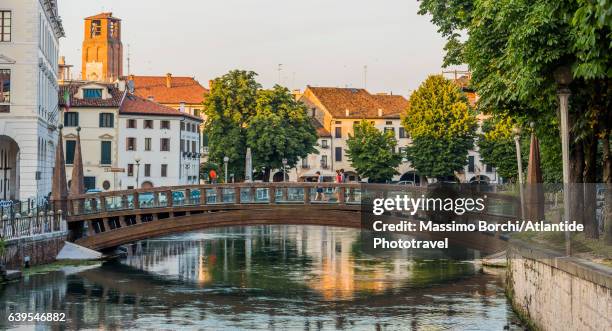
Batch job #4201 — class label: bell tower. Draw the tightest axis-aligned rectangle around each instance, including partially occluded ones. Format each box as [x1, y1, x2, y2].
[82, 13, 123, 82]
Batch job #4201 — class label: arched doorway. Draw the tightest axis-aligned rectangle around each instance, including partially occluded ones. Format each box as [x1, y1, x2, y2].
[399, 171, 421, 186]
[0, 136, 19, 201]
[141, 181, 154, 189]
[272, 171, 288, 182]
[469, 175, 491, 184]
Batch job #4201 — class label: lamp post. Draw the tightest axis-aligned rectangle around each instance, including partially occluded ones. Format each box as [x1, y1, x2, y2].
[282, 158, 288, 182]
[554, 65, 573, 255]
[134, 156, 141, 189]
[223, 156, 229, 183]
[512, 127, 525, 220]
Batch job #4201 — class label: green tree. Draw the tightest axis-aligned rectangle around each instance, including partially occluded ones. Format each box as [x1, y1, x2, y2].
[402, 75, 477, 180]
[477, 116, 528, 182]
[346, 121, 402, 183]
[246, 85, 318, 180]
[418, 0, 611, 238]
[203, 70, 260, 179]
[200, 161, 221, 182]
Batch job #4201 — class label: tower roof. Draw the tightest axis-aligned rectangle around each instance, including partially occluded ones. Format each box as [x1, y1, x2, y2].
[85, 12, 120, 20]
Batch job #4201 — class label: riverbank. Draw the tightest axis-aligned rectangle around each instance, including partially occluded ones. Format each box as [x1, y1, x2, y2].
[506, 240, 612, 331]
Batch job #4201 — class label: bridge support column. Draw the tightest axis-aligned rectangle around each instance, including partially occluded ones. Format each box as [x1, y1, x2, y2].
[87, 220, 96, 236]
[102, 218, 111, 232]
[118, 215, 127, 228]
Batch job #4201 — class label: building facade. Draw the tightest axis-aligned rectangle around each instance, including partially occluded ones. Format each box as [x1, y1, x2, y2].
[59, 82, 124, 191]
[0, 0, 64, 202]
[291, 87, 414, 183]
[81, 13, 122, 82]
[118, 93, 202, 189]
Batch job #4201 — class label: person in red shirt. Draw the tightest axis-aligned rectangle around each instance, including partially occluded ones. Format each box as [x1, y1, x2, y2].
[209, 169, 217, 184]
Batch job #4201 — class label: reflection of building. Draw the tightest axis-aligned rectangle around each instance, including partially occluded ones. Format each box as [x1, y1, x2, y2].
[289, 87, 413, 182]
[59, 82, 124, 191]
[81, 13, 123, 82]
[0, 0, 64, 202]
[118, 93, 202, 188]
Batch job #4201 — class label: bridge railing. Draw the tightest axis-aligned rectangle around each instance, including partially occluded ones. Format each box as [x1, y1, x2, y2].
[0, 209, 67, 242]
[67, 183, 365, 217]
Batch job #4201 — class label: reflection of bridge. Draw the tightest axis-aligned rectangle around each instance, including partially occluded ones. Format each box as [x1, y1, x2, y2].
[66, 183, 517, 254]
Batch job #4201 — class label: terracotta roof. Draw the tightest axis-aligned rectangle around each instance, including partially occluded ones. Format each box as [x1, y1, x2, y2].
[311, 118, 331, 137]
[85, 12, 119, 20]
[120, 93, 202, 122]
[128, 75, 208, 105]
[59, 83, 124, 108]
[305, 87, 408, 119]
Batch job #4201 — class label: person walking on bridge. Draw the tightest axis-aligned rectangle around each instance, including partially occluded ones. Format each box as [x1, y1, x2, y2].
[209, 169, 218, 184]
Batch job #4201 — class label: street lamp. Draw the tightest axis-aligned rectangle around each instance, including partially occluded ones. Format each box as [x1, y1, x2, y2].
[512, 127, 524, 185]
[223, 156, 229, 183]
[134, 155, 141, 189]
[554, 65, 573, 255]
[282, 158, 288, 182]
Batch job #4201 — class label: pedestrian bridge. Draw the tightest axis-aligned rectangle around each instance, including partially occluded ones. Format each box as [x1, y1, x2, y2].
[65, 183, 517, 254]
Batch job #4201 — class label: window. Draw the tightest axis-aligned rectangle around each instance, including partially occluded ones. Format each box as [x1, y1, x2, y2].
[161, 164, 168, 177]
[321, 155, 328, 168]
[384, 127, 395, 137]
[144, 120, 153, 129]
[0, 11, 11, 42]
[335, 127, 342, 138]
[180, 139, 185, 152]
[84, 89, 102, 99]
[399, 147, 408, 161]
[127, 119, 137, 128]
[127, 164, 134, 177]
[468, 155, 475, 173]
[160, 138, 170, 151]
[486, 163, 493, 173]
[194, 109, 201, 117]
[100, 141, 112, 165]
[144, 138, 152, 151]
[84, 177, 96, 191]
[385, 121, 393, 125]
[180, 122, 185, 131]
[192, 141, 196, 153]
[65, 140, 76, 164]
[99, 113, 114, 128]
[301, 158, 309, 169]
[102, 180, 111, 190]
[0, 69, 10, 112]
[335, 147, 342, 162]
[91, 20, 102, 37]
[321, 140, 328, 148]
[161, 121, 170, 130]
[126, 137, 136, 151]
[399, 127, 407, 139]
[64, 112, 79, 127]
[144, 164, 151, 177]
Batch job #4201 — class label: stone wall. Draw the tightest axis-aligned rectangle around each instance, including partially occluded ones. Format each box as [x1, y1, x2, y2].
[1, 232, 67, 269]
[507, 242, 612, 331]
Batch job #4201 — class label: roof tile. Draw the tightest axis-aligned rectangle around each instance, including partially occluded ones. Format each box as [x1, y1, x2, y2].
[129, 75, 208, 104]
[305, 87, 408, 119]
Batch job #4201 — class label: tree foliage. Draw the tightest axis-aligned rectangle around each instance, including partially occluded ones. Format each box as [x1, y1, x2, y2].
[345, 121, 402, 183]
[402, 75, 477, 179]
[247, 86, 318, 177]
[204, 70, 317, 180]
[477, 116, 528, 182]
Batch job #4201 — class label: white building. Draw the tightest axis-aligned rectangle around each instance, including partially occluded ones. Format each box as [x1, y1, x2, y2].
[0, 0, 64, 202]
[118, 93, 202, 189]
[59, 82, 124, 191]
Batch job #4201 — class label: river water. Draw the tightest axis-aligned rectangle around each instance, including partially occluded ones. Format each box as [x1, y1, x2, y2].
[1, 225, 523, 330]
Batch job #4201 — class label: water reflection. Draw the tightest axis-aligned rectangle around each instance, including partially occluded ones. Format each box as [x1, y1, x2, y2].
[0, 225, 521, 330]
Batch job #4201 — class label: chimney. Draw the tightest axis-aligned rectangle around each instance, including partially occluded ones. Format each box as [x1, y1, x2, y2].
[377, 109, 383, 117]
[345, 109, 350, 117]
[179, 102, 185, 112]
[166, 73, 172, 88]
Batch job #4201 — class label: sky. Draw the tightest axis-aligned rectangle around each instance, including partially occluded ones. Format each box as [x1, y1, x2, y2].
[58, 0, 466, 96]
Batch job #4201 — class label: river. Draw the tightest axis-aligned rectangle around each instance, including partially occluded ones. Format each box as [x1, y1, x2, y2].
[0, 225, 523, 330]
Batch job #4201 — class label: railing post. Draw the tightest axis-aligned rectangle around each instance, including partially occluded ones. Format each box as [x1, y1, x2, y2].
[99, 196, 107, 212]
[338, 186, 346, 205]
[215, 187, 223, 204]
[119, 215, 127, 228]
[250, 187, 257, 202]
[102, 218, 111, 232]
[269, 186, 276, 203]
[166, 190, 173, 207]
[185, 189, 192, 204]
[282, 186, 288, 202]
[153, 192, 160, 207]
[304, 185, 311, 204]
[133, 192, 140, 209]
[234, 187, 241, 204]
[122, 195, 129, 209]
